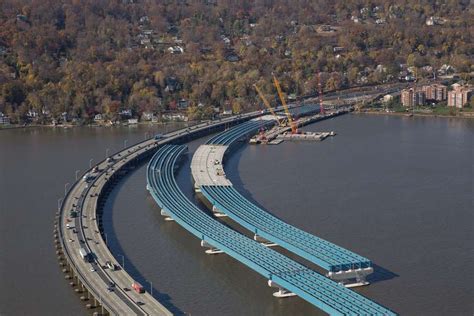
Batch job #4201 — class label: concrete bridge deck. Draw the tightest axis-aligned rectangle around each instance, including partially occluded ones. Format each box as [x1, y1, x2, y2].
[147, 144, 396, 316]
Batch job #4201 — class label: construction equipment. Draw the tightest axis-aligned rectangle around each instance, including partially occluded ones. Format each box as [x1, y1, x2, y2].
[272, 76, 298, 134]
[253, 84, 282, 125]
[318, 72, 325, 115]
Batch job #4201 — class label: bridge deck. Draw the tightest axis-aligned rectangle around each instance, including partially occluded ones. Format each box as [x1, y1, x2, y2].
[200, 119, 371, 273]
[147, 145, 395, 315]
[191, 145, 232, 187]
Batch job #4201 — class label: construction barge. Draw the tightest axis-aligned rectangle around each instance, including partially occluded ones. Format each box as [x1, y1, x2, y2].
[250, 107, 350, 145]
[277, 131, 336, 141]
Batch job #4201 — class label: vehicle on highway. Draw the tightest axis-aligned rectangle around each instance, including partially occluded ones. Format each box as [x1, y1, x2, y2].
[105, 261, 118, 270]
[79, 248, 92, 263]
[132, 282, 145, 294]
[82, 173, 96, 182]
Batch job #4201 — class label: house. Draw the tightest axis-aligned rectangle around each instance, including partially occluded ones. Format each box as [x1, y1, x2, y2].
[128, 118, 138, 124]
[27, 110, 38, 119]
[383, 94, 394, 103]
[222, 109, 233, 116]
[119, 109, 132, 118]
[333, 46, 345, 53]
[165, 77, 180, 92]
[0, 112, 10, 125]
[94, 114, 103, 121]
[167, 46, 183, 54]
[426, 16, 446, 26]
[221, 35, 231, 45]
[142, 112, 154, 121]
[438, 64, 455, 76]
[61, 112, 68, 122]
[42, 108, 51, 116]
[375, 18, 386, 25]
[178, 99, 188, 109]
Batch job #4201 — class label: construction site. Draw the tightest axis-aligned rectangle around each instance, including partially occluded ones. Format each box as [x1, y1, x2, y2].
[250, 74, 349, 145]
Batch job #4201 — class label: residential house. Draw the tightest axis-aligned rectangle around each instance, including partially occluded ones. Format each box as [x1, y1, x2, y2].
[167, 46, 184, 54]
[165, 77, 180, 92]
[142, 112, 155, 121]
[119, 109, 132, 118]
[178, 99, 189, 109]
[0, 112, 10, 125]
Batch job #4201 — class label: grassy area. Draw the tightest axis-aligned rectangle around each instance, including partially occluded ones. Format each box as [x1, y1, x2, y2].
[432, 106, 456, 116]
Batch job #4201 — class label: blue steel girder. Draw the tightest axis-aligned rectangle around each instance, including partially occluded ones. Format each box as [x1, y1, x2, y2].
[146, 144, 396, 315]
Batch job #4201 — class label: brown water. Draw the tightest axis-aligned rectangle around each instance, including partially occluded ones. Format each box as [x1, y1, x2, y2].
[1, 115, 473, 315]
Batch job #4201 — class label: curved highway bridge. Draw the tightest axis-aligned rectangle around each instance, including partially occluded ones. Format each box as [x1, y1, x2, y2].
[198, 120, 373, 281]
[147, 144, 395, 315]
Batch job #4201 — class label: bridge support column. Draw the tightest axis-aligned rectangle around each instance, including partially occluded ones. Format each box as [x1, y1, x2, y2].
[200, 240, 224, 255]
[160, 209, 174, 221]
[267, 280, 296, 298]
[327, 267, 373, 288]
[254, 234, 277, 247]
[212, 205, 227, 218]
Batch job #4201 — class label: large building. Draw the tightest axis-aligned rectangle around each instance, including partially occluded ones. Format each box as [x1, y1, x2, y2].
[448, 85, 473, 108]
[422, 84, 447, 101]
[401, 88, 426, 107]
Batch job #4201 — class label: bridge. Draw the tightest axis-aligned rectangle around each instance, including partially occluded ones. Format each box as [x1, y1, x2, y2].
[55, 94, 400, 314]
[147, 144, 395, 315]
[55, 111, 267, 315]
[192, 117, 373, 286]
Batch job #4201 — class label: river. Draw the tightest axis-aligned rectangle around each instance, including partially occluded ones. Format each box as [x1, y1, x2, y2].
[0, 115, 472, 315]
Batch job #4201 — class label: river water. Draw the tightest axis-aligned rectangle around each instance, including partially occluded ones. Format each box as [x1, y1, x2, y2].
[1, 115, 472, 315]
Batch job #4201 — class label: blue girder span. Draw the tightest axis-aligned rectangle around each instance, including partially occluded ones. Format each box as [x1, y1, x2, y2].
[146, 144, 395, 315]
[200, 185, 370, 272]
[204, 118, 371, 273]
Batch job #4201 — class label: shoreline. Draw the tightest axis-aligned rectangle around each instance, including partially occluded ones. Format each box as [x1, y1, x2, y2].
[356, 111, 474, 119]
[0, 120, 190, 131]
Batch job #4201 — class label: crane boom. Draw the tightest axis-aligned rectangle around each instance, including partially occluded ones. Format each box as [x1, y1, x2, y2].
[318, 72, 324, 115]
[253, 84, 281, 125]
[272, 75, 297, 133]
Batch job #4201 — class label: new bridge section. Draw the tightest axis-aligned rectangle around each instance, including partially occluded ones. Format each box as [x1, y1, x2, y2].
[195, 117, 374, 285]
[147, 145, 396, 316]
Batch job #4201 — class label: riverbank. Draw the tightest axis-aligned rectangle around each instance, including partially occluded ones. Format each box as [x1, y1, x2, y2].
[0, 120, 195, 131]
[357, 110, 474, 119]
